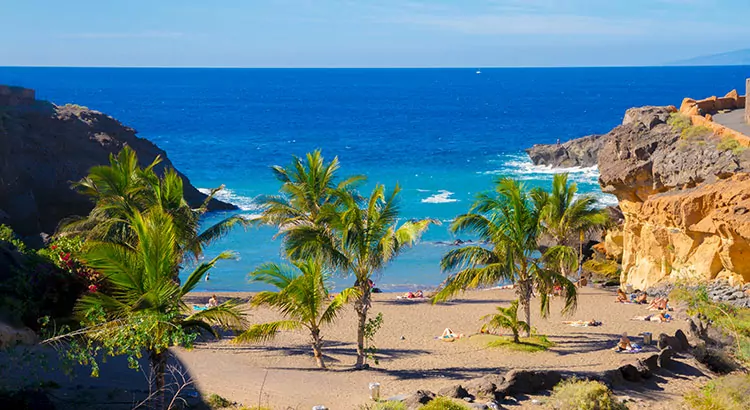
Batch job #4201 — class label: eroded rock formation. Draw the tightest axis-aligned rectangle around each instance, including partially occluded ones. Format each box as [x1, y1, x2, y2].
[598, 106, 750, 289]
[525, 134, 606, 168]
[0, 87, 236, 239]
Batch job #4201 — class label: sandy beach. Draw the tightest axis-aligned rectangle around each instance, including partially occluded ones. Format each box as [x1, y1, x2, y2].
[178, 287, 705, 409]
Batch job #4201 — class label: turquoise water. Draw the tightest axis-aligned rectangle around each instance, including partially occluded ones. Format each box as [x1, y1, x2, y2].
[1, 66, 748, 291]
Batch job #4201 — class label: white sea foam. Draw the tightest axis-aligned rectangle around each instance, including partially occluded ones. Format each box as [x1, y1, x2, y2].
[421, 190, 458, 204]
[198, 187, 260, 211]
[479, 154, 618, 208]
[416, 189, 431, 193]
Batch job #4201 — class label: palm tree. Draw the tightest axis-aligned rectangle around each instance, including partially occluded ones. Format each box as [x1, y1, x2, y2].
[480, 300, 529, 343]
[336, 185, 436, 368]
[434, 177, 576, 337]
[60, 146, 246, 263]
[74, 208, 245, 409]
[233, 259, 358, 369]
[256, 150, 365, 266]
[542, 174, 609, 280]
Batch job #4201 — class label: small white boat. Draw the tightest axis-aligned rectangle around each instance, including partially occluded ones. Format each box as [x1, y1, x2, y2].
[476, 69, 482, 74]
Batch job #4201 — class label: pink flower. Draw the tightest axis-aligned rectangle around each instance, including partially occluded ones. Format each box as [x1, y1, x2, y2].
[88, 284, 98, 293]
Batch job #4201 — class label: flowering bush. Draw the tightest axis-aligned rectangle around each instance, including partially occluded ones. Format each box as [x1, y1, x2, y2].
[39, 236, 102, 292]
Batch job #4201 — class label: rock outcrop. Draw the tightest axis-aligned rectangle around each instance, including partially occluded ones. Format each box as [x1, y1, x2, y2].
[597, 105, 750, 289]
[525, 134, 606, 168]
[0, 87, 236, 238]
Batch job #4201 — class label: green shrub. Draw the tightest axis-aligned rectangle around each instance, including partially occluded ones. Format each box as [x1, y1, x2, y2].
[583, 259, 620, 279]
[421, 397, 471, 410]
[684, 373, 750, 410]
[549, 378, 626, 410]
[0, 224, 28, 253]
[681, 125, 712, 141]
[670, 285, 750, 364]
[668, 112, 692, 132]
[716, 137, 747, 155]
[206, 393, 232, 408]
[362, 401, 408, 410]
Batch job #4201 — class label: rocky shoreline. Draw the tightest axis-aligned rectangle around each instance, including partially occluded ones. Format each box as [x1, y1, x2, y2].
[0, 86, 236, 241]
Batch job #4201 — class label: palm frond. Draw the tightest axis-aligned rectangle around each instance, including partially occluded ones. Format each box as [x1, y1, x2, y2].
[233, 320, 301, 344]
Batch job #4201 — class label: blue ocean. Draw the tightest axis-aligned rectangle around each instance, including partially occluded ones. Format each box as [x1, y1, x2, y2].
[2, 66, 748, 292]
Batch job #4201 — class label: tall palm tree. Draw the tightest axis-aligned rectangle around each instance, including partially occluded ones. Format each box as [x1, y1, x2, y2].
[60, 146, 246, 263]
[234, 259, 358, 369]
[433, 177, 576, 336]
[542, 174, 609, 280]
[336, 185, 436, 368]
[481, 300, 529, 343]
[255, 150, 365, 266]
[75, 208, 245, 409]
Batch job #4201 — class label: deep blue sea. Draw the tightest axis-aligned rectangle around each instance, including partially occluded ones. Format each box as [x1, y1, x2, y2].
[1, 66, 748, 292]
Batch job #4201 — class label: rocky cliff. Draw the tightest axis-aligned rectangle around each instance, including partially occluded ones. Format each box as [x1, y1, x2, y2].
[525, 134, 606, 168]
[0, 87, 236, 239]
[597, 106, 750, 289]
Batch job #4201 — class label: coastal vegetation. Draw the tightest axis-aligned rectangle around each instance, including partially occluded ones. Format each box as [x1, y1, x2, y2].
[548, 378, 626, 410]
[30, 148, 248, 409]
[485, 334, 554, 352]
[542, 174, 609, 281]
[234, 259, 358, 369]
[670, 284, 750, 364]
[480, 299, 529, 343]
[58, 208, 245, 407]
[256, 151, 435, 369]
[684, 373, 750, 410]
[433, 177, 578, 336]
[420, 397, 472, 410]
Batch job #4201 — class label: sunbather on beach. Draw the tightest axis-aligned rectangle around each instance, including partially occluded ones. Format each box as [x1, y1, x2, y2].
[648, 297, 668, 310]
[439, 328, 463, 341]
[563, 319, 601, 327]
[615, 289, 628, 303]
[207, 294, 218, 308]
[631, 311, 671, 322]
[635, 292, 648, 304]
[614, 333, 636, 352]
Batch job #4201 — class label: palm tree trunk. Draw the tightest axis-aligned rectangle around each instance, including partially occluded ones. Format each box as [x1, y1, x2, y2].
[149, 349, 167, 410]
[512, 329, 520, 344]
[518, 280, 532, 338]
[311, 328, 326, 369]
[354, 285, 371, 369]
[578, 231, 584, 282]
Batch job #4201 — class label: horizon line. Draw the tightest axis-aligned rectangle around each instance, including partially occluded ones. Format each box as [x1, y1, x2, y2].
[2, 64, 750, 70]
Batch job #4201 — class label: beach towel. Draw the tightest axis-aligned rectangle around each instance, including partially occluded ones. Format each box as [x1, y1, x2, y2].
[616, 343, 642, 353]
[192, 305, 208, 311]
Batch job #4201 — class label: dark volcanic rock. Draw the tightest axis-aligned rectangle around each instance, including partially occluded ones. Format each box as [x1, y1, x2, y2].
[0, 87, 236, 237]
[598, 106, 750, 202]
[526, 134, 606, 168]
[402, 390, 435, 409]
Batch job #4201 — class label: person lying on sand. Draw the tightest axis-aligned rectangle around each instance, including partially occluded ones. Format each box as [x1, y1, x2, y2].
[563, 319, 602, 327]
[631, 311, 671, 322]
[635, 292, 648, 304]
[438, 328, 464, 341]
[397, 290, 425, 300]
[648, 297, 669, 311]
[615, 289, 628, 303]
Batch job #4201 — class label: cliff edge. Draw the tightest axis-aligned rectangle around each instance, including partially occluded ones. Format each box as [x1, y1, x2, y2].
[597, 105, 750, 289]
[0, 86, 236, 239]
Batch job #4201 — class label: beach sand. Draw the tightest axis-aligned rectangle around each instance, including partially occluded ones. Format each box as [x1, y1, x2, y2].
[179, 287, 707, 409]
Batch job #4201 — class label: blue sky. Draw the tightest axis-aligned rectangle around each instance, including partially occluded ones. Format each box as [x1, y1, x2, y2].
[2, 0, 749, 67]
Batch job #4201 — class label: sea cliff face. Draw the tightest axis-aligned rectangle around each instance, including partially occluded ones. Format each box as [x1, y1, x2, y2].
[597, 106, 750, 289]
[0, 86, 236, 239]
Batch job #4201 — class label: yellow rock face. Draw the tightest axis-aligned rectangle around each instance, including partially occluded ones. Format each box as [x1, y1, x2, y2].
[619, 174, 750, 289]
